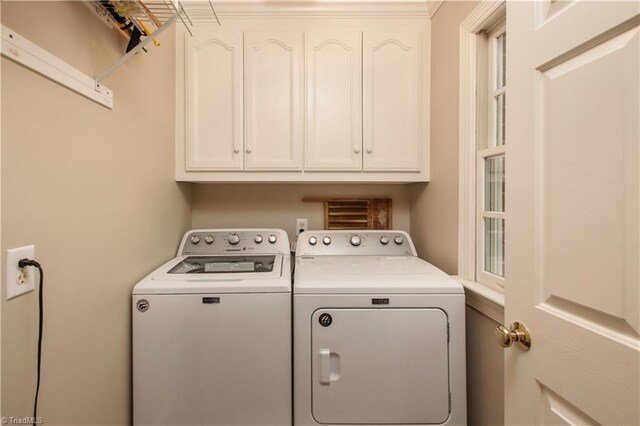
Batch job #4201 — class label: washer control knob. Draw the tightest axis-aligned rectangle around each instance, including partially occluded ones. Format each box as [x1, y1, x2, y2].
[254, 235, 263, 244]
[380, 236, 389, 245]
[204, 235, 214, 244]
[394, 235, 404, 245]
[228, 234, 240, 245]
[309, 236, 317, 245]
[323, 236, 332, 245]
[350, 235, 362, 247]
[268, 234, 278, 244]
[190, 235, 201, 244]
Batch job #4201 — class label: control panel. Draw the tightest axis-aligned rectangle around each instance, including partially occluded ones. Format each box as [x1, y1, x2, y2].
[178, 229, 289, 256]
[296, 230, 416, 257]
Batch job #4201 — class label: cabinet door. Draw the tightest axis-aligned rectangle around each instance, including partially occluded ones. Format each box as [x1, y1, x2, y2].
[363, 31, 422, 171]
[186, 31, 243, 170]
[305, 32, 362, 170]
[245, 32, 303, 170]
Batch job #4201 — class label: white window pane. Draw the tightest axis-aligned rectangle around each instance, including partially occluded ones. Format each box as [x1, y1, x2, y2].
[496, 93, 506, 146]
[485, 155, 505, 212]
[484, 217, 505, 277]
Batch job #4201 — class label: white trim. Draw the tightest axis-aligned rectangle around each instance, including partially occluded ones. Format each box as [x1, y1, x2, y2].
[200, 2, 437, 19]
[457, 0, 506, 283]
[0, 25, 113, 109]
[0, 6, 3, 413]
[454, 276, 505, 324]
[426, 0, 444, 18]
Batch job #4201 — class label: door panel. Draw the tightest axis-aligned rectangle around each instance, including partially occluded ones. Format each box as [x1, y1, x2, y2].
[305, 31, 362, 170]
[186, 31, 243, 170]
[539, 26, 639, 333]
[311, 308, 449, 424]
[245, 32, 303, 170]
[507, 1, 639, 424]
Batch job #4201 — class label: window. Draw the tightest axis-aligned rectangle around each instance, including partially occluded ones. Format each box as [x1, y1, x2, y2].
[458, 0, 507, 305]
[477, 21, 506, 290]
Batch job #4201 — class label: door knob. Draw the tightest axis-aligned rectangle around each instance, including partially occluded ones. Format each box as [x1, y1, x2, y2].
[495, 321, 531, 351]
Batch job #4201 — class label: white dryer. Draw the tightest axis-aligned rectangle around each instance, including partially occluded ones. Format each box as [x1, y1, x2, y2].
[133, 229, 291, 426]
[294, 230, 466, 426]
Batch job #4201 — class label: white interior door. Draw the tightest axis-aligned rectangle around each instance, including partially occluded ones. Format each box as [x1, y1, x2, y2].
[506, 1, 639, 424]
[311, 308, 449, 425]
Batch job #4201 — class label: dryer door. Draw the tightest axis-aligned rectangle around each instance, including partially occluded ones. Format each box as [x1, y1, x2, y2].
[311, 308, 450, 424]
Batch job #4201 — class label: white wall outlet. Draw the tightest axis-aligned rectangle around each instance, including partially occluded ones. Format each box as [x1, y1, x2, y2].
[6, 245, 36, 300]
[296, 218, 308, 237]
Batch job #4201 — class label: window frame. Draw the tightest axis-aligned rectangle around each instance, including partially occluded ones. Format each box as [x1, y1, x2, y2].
[457, 0, 507, 321]
[476, 21, 506, 291]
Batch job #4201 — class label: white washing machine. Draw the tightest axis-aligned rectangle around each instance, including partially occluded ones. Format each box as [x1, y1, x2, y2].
[133, 229, 291, 426]
[293, 230, 466, 426]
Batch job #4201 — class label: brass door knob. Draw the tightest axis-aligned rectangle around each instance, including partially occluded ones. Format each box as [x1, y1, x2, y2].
[495, 321, 531, 351]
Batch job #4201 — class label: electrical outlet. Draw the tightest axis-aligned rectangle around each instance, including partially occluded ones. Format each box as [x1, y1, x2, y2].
[6, 245, 35, 300]
[296, 218, 308, 237]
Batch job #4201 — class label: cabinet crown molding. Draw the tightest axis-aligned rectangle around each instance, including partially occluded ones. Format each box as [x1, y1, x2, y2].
[187, 1, 442, 19]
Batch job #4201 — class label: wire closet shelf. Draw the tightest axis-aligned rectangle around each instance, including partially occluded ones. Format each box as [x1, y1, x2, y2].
[92, 0, 219, 85]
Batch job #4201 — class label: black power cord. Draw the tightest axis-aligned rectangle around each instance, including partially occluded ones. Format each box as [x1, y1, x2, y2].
[18, 258, 43, 426]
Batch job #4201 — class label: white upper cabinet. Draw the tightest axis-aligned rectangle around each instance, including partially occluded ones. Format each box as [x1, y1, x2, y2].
[176, 16, 430, 182]
[186, 30, 243, 170]
[245, 32, 303, 170]
[305, 31, 363, 171]
[363, 31, 422, 171]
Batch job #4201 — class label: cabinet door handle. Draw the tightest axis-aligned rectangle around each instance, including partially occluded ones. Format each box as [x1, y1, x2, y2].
[246, 147, 253, 154]
[354, 147, 361, 154]
[366, 146, 373, 154]
[233, 147, 240, 154]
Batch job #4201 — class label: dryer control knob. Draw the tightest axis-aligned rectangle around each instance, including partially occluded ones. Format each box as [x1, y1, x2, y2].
[254, 235, 263, 244]
[190, 235, 200, 244]
[323, 236, 332, 245]
[228, 234, 240, 245]
[380, 236, 389, 245]
[268, 235, 278, 244]
[350, 235, 362, 247]
[394, 236, 404, 245]
[204, 235, 214, 244]
[309, 236, 317, 245]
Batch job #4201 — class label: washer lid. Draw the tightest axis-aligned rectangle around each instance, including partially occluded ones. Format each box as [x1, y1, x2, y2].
[294, 256, 463, 294]
[133, 254, 291, 294]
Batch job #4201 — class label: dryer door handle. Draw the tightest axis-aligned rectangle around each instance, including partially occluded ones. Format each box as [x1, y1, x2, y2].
[319, 349, 331, 384]
[319, 349, 341, 384]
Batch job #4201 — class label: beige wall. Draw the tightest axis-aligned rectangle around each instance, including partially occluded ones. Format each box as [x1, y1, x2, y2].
[1, 2, 191, 424]
[409, 2, 505, 425]
[466, 306, 504, 425]
[192, 184, 410, 241]
[410, 1, 477, 275]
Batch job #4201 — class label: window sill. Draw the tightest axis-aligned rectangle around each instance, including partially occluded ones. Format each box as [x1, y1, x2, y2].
[453, 276, 505, 324]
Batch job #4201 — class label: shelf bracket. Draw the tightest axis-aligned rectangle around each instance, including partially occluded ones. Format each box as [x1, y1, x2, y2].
[95, 14, 179, 85]
[1, 24, 113, 109]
